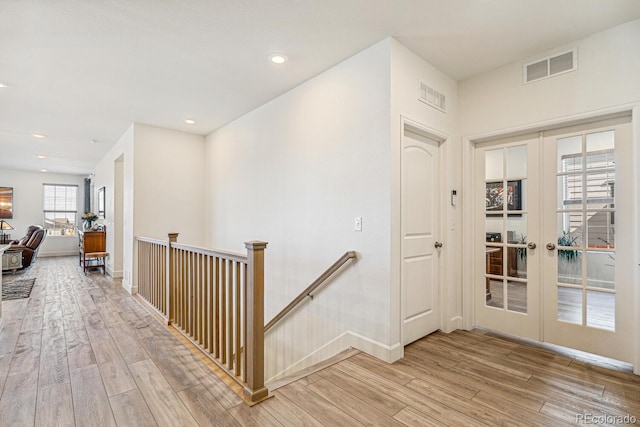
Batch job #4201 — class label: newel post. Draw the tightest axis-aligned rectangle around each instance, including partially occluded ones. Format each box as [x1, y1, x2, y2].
[166, 233, 179, 324]
[244, 240, 268, 403]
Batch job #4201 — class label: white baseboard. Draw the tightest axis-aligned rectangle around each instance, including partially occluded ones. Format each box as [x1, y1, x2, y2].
[347, 331, 403, 363]
[107, 267, 123, 279]
[265, 330, 403, 383]
[122, 279, 136, 295]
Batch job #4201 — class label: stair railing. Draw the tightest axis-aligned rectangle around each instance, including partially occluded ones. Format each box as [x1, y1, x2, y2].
[136, 234, 268, 404]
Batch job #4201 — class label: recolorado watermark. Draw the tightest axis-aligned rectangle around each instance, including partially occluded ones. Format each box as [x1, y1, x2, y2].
[576, 413, 636, 424]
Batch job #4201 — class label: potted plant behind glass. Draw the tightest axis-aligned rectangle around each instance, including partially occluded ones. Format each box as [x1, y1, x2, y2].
[557, 230, 581, 283]
[82, 212, 98, 231]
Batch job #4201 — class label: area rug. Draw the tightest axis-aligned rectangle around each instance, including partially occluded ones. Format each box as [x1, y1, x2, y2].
[2, 278, 36, 301]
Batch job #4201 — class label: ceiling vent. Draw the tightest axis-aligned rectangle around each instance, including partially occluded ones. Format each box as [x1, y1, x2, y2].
[418, 80, 446, 113]
[523, 48, 577, 84]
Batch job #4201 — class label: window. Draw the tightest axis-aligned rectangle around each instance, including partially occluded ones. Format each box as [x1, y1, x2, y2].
[43, 184, 78, 236]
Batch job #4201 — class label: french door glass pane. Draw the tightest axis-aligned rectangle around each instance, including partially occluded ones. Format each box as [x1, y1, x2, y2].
[558, 287, 582, 325]
[486, 246, 503, 276]
[586, 130, 614, 153]
[486, 279, 504, 309]
[557, 212, 583, 247]
[558, 175, 583, 210]
[485, 216, 502, 242]
[485, 149, 503, 180]
[486, 182, 504, 211]
[586, 290, 615, 330]
[507, 281, 527, 313]
[507, 215, 527, 243]
[557, 135, 582, 173]
[586, 251, 615, 290]
[557, 251, 582, 285]
[506, 145, 527, 178]
[507, 247, 526, 279]
[586, 211, 615, 248]
[586, 170, 615, 208]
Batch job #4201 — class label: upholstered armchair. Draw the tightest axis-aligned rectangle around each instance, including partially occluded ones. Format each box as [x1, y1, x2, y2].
[9, 225, 47, 268]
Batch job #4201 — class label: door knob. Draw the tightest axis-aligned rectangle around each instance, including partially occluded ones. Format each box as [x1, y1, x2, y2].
[527, 242, 536, 250]
[546, 243, 556, 250]
[434, 241, 443, 249]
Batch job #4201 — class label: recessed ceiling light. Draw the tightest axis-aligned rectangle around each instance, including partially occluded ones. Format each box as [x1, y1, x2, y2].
[0, 83, 7, 88]
[268, 53, 288, 64]
[37, 155, 46, 159]
[40, 169, 48, 173]
[32, 133, 46, 139]
[184, 119, 195, 125]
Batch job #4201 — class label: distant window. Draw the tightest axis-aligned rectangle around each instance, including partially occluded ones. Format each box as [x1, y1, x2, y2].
[43, 184, 78, 236]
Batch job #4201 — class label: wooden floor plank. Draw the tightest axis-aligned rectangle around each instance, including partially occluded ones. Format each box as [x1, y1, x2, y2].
[0, 370, 38, 426]
[261, 390, 324, 427]
[177, 383, 242, 427]
[332, 361, 486, 427]
[277, 381, 364, 426]
[70, 364, 117, 427]
[35, 382, 75, 427]
[227, 401, 284, 427]
[307, 378, 405, 426]
[315, 364, 407, 416]
[393, 406, 449, 427]
[109, 388, 158, 427]
[39, 329, 70, 389]
[92, 339, 137, 397]
[128, 359, 198, 427]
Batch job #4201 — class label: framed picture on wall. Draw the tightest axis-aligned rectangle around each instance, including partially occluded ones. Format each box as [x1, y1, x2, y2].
[0, 187, 13, 218]
[98, 186, 105, 218]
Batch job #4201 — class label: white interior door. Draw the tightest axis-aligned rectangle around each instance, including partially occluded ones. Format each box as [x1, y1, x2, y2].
[474, 134, 541, 340]
[401, 126, 441, 345]
[542, 116, 634, 363]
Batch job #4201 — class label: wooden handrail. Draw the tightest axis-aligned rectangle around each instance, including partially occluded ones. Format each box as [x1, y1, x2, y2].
[264, 251, 357, 333]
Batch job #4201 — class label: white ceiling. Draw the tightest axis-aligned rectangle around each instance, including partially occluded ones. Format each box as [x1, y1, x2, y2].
[2, 1, 639, 176]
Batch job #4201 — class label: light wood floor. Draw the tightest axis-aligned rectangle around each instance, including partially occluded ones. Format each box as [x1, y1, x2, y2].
[2, 256, 639, 426]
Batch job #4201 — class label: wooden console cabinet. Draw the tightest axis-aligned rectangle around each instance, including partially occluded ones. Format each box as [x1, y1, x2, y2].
[78, 227, 107, 273]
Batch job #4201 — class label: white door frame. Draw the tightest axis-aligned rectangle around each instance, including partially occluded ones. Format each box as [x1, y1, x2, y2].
[398, 115, 449, 346]
[461, 104, 640, 374]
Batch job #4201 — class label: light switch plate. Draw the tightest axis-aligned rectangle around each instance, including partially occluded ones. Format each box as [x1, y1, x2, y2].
[354, 217, 362, 231]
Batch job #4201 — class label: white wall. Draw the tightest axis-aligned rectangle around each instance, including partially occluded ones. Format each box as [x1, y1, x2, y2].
[92, 123, 205, 291]
[92, 125, 134, 284]
[0, 168, 85, 257]
[133, 124, 206, 247]
[389, 39, 461, 339]
[205, 39, 393, 381]
[459, 19, 640, 136]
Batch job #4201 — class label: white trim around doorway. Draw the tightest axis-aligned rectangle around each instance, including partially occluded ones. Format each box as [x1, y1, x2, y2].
[461, 102, 640, 374]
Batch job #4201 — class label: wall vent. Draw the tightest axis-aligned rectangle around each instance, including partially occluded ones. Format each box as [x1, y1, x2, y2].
[523, 48, 577, 84]
[418, 80, 446, 112]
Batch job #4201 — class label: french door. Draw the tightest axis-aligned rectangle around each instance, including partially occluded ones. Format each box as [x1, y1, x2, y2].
[475, 116, 633, 363]
[475, 133, 541, 340]
[541, 117, 633, 362]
